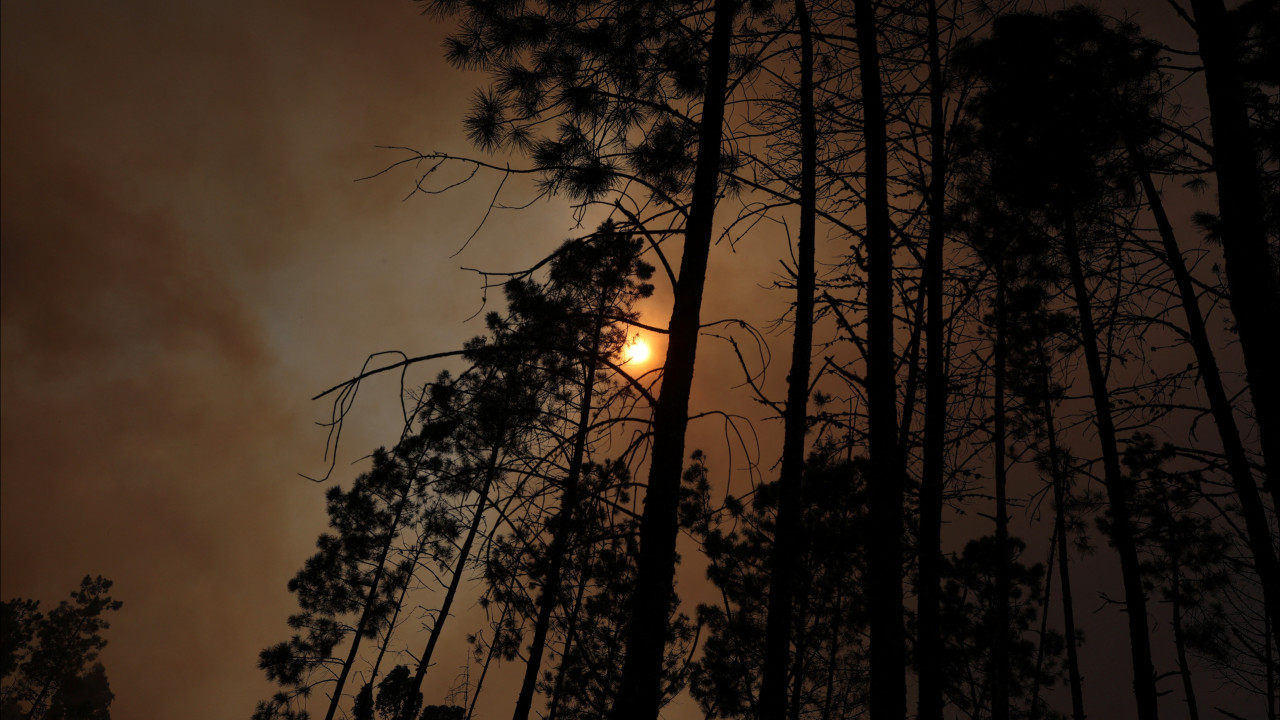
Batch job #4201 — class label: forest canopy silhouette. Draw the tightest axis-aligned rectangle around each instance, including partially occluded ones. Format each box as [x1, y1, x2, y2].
[255, 1, 1279, 720]
[1, 576, 121, 720]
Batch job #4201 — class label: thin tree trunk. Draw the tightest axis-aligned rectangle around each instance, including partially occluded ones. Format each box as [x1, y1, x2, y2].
[547, 563, 590, 720]
[512, 304, 607, 720]
[854, 2, 905, 719]
[1061, 214, 1158, 720]
[609, 2, 737, 718]
[466, 603, 511, 720]
[1170, 561, 1201, 720]
[1029, 520, 1057, 720]
[761, 0, 817, 716]
[1038, 353, 1085, 720]
[916, 1, 948, 718]
[992, 264, 1011, 720]
[325, 475, 415, 720]
[1129, 142, 1280, 650]
[897, 277, 929, 456]
[364, 535, 430, 708]
[1187, 0, 1280, 500]
[400, 447, 502, 720]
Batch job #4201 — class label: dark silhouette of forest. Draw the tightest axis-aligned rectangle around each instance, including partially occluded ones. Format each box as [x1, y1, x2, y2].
[1, 576, 121, 720]
[255, 2, 1279, 720]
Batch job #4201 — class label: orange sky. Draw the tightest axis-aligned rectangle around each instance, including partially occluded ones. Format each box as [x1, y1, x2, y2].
[0, 1, 1260, 719]
[1, 1, 544, 716]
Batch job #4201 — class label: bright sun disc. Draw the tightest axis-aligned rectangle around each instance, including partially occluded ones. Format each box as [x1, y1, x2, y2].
[623, 338, 651, 365]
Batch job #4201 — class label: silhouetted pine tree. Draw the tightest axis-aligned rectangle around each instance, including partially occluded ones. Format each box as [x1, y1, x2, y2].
[394, 361, 543, 720]
[296, 2, 1280, 719]
[256, 442, 452, 720]
[937, 537, 1063, 720]
[957, 11, 1167, 717]
[688, 446, 868, 720]
[492, 230, 655, 720]
[538, 459, 695, 720]
[417, 3, 763, 712]
[390, 226, 660, 720]
[1121, 435, 1234, 720]
[1004, 284, 1087, 720]
[0, 576, 121, 720]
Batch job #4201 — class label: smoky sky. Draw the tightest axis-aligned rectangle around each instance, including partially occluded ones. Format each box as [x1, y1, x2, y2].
[0, 1, 1256, 719]
[1, 1, 515, 717]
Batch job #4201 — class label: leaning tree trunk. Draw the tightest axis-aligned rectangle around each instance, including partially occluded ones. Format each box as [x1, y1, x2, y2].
[1129, 141, 1280, 651]
[399, 447, 502, 720]
[855, 2, 906, 719]
[324, 472, 415, 720]
[1061, 213, 1158, 720]
[466, 602, 512, 720]
[1187, 0, 1280, 502]
[362, 532, 431, 713]
[760, 0, 818, 716]
[609, 2, 738, 717]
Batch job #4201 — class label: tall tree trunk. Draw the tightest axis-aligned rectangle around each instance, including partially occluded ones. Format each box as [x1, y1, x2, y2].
[760, 1, 818, 716]
[992, 265, 1011, 720]
[400, 448, 502, 720]
[1129, 142, 1280, 649]
[513, 306, 606, 720]
[609, 2, 737, 717]
[1186, 0, 1280, 500]
[1038, 353, 1085, 720]
[1061, 214, 1158, 720]
[916, 1, 948, 718]
[854, 3, 905, 719]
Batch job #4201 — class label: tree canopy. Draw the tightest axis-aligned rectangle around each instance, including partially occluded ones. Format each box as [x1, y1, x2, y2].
[266, 2, 1279, 719]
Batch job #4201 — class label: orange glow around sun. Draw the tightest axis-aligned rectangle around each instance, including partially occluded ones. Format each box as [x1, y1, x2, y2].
[623, 337, 651, 365]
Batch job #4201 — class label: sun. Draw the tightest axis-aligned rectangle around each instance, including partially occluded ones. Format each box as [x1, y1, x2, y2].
[622, 337, 651, 365]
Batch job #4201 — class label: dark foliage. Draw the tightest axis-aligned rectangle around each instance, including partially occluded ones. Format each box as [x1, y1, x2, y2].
[0, 576, 120, 720]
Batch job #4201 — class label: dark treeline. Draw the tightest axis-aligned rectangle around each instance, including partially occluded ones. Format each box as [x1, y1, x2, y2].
[256, 1, 1278, 720]
[1, 576, 121, 720]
